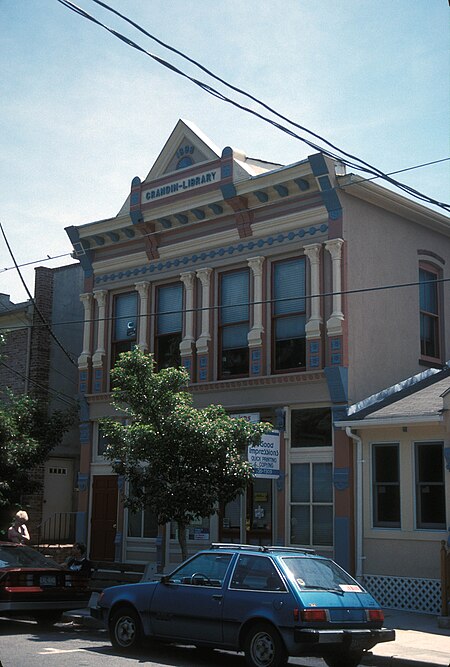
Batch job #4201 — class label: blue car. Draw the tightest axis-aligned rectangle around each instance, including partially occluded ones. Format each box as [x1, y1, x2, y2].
[92, 544, 395, 667]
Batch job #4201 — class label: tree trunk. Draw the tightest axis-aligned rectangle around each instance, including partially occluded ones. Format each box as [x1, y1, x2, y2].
[177, 520, 188, 561]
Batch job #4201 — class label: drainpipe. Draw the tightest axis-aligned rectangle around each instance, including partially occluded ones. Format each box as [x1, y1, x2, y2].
[345, 427, 364, 580]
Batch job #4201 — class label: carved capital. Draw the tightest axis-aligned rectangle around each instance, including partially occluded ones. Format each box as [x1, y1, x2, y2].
[196, 267, 212, 287]
[247, 256, 264, 276]
[303, 243, 321, 265]
[325, 238, 344, 261]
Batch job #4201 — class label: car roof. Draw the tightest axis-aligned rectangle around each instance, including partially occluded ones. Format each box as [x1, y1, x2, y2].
[207, 543, 318, 557]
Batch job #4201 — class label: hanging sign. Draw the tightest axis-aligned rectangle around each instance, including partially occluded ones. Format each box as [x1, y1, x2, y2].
[248, 431, 280, 479]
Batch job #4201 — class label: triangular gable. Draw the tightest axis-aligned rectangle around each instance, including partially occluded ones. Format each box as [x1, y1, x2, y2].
[143, 119, 221, 182]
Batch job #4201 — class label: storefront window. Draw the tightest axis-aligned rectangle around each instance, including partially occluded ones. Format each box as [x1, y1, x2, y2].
[291, 408, 332, 447]
[290, 462, 333, 547]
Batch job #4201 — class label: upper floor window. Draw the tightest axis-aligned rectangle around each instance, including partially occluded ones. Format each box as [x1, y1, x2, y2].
[415, 441, 445, 530]
[372, 443, 400, 528]
[419, 265, 441, 361]
[219, 269, 249, 378]
[155, 282, 183, 370]
[111, 291, 138, 367]
[272, 258, 306, 372]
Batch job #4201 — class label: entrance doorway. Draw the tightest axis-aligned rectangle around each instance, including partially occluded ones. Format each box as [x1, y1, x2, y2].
[90, 475, 118, 560]
[220, 478, 273, 545]
[42, 458, 74, 543]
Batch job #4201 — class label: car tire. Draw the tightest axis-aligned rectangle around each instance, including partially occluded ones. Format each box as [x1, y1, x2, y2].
[109, 606, 143, 652]
[33, 611, 61, 627]
[243, 621, 288, 667]
[324, 650, 364, 667]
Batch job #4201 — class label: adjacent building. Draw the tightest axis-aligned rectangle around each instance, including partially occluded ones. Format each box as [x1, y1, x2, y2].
[65, 120, 450, 607]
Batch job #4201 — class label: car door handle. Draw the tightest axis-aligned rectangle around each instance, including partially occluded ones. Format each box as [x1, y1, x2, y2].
[212, 594, 223, 601]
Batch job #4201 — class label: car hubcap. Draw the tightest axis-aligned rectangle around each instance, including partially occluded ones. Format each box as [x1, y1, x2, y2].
[251, 631, 275, 666]
[116, 616, 135, 646]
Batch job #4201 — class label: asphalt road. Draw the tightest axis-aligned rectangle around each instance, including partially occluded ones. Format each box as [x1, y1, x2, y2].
[0, 619, 327, 667]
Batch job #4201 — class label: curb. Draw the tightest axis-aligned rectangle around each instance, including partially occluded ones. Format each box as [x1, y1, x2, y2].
[361, 654, 448, 667]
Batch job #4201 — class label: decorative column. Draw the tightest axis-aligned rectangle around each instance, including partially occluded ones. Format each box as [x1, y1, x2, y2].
[247, 256, 264, 376]
[92, 289, 107, 392]
[180, 271, 196, 381]
[304, 243, 322, 370]
[135, 281, 150, 352]
[325, 238, 345, 365]
[196, 268, 212, 381]
[78, 293, 93, 392]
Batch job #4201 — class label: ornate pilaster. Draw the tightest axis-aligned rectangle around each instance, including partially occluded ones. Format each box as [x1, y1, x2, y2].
[196, 268, 212, 381]
[180, 271, 196, 381]
[325, 238, 344, 336]
[135, 281, 150, 352]
[92, 289, 107, 393]
[78, 293, 93, 370]
[247, 257, 264, 376]
[304, 244, 323, 370]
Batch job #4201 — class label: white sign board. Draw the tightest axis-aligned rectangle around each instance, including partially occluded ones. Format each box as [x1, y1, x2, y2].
[248, 431, 280, 479]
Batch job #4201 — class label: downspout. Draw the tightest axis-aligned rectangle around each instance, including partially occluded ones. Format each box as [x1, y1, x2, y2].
[345, 427, 364, 580]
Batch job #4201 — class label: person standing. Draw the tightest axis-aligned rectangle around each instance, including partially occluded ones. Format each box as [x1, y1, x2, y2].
[8, 510, 30, 544]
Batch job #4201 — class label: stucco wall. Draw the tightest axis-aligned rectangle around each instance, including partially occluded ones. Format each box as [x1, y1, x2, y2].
[341, 192, 450, 403]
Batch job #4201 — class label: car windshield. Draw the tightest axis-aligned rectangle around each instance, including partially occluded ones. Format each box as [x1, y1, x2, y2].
[282, 556, 359, 591]
[0, 545, 60, 569]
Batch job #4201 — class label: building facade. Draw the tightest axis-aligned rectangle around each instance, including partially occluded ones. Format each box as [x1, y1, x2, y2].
[338, 366, 450, 613]
[0, 264, 84, 542]
[65, 120, 450, 580]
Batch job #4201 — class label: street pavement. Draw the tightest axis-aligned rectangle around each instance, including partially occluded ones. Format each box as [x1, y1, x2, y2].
[64, 606, 450, 667]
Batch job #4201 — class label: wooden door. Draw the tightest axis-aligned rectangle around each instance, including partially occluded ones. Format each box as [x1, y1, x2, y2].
[90, 475, 118, 561]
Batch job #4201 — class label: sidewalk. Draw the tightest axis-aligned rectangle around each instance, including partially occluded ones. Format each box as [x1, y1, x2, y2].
[63, 607, 450, 666]
[361, 610, 449, 667]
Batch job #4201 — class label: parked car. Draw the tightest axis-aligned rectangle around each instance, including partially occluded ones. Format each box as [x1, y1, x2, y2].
[92, 543, 395, 667]
[0, 542, 90, 626]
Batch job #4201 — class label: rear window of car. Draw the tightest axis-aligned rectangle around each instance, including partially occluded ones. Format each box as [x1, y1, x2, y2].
[0, 546, 60, 569]
[282, 556, 360, 591]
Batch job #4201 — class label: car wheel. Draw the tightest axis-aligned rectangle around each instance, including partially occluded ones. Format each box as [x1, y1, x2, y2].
[324, 650, 364, 667]
[109, 606, 143, 652]
[33, 611, 61, 627]
[244, 621, 288, 667]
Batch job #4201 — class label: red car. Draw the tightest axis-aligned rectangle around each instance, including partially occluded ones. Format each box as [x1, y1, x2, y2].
[0, 542, 90, 626]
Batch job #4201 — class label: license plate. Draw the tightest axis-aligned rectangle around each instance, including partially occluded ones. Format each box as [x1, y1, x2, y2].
[40, 575, 57, 587]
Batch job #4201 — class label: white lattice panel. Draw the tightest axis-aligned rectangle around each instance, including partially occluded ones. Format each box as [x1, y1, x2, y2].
[361, 574, 441, 615]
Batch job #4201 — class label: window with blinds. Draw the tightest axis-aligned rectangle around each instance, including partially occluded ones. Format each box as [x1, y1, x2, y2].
[155, 282, 183, 370]
[111, 291, 138, 367]
[419, 265, 441, 361]
[272, 258, 306, 372]
[219, 269, 249, 378]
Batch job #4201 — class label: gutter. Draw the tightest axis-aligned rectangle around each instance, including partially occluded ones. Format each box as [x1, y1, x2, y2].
[338, 415, 442, 428]
[345, 427, 364, 580]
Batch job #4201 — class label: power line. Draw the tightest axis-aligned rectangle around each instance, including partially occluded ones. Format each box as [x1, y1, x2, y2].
[0, 222, 78, 366]
[1, 276, 448, 333]
[0, 360, 78, 408]
[0, 251, 73, 274]
[55, 0, 450, 212]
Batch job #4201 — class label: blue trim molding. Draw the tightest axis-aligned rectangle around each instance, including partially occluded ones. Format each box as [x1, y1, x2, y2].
[324, 366, 348, 403]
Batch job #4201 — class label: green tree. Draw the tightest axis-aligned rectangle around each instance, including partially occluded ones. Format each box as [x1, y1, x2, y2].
[101, 347, 272, 561]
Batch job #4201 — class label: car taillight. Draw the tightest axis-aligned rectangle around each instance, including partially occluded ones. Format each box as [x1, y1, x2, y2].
[367, 608, 384, 622]
[301, 608, 328, 622]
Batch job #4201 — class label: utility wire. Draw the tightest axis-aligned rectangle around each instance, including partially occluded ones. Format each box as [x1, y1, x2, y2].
[1, 154, 448, 277]
[1, 276, 448, 333]
[55, 0, 450, 212]
[0, 361, 79, 408]
[0, 222, 78, 366]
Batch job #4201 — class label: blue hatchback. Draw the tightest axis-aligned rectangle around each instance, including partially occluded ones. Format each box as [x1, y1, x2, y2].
[92, 543, 395, 667]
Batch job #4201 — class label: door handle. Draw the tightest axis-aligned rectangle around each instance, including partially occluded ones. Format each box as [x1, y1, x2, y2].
[212, 594, 223, 601]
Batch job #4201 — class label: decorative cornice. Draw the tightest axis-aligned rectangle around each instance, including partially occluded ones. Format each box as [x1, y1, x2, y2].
[190, 371, 325, 393]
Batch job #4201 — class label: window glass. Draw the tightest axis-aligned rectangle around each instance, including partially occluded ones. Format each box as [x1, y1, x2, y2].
[372, 444, 400, 528]
[291, 408, 332, 447]
[272, 258, 306, 372]
[156, 283, 183, 369]
[219, 270, 249, 378]
[127, 507, 158, 538]
[168, 553, 232, 587]
[112, 292, 138, 366]
[230, 555, 286, 591]
[290, 462, 333, 547]
[419, 267, 440, 359]
[282, 556, 357, 589]
[415, 442, 445, 529]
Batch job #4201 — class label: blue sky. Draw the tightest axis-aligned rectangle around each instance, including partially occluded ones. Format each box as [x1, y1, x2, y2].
[1, 0, 449, 302]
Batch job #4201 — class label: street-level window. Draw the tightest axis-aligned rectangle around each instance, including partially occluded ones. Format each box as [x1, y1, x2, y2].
[419, 265, 441, 361]
[290, 462, 333, 547]
[127, 506, 158, 538]
[415, 442, 446, 530]
[272, 258, 306, 372]
[155, 282, 183, 370]
[291, 408, 332, 447]
[111, 291, 138, 367]
[372, 443, 400, 528]
[219, 269, 249, 378]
